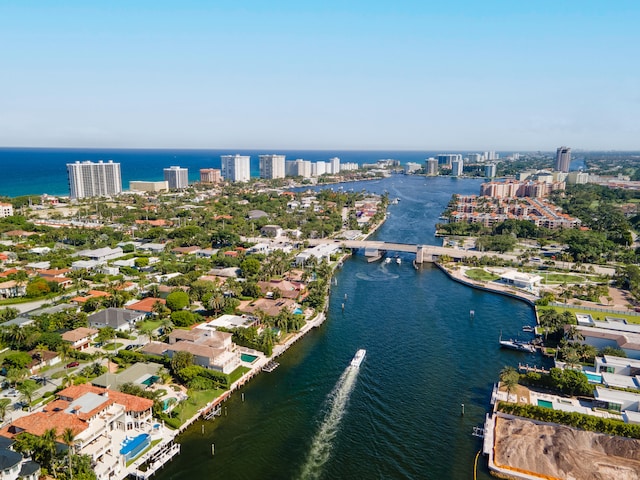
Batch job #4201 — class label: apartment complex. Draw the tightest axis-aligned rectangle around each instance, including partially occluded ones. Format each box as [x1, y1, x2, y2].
[200, 168, 222, 184]
[129, 181, 168, 192]
[221, 155, 251, 182]
[426, 158, 439, 176]
[480, 179, 565, 198]
[259, 155, 286, 179]
[163, 166, 189, 189]
[449, 195, 581, 229]
[437, 154, 461, 166]
[451, 158, 463, 177]
[67, 160, 122, 200]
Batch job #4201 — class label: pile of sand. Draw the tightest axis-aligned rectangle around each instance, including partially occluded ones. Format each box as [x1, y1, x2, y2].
[494, 416, 640, 480]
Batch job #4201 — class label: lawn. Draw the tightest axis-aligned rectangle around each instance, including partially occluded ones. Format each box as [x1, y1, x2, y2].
[169, 388, 226, 426]
[538, 305, 640, 325]
[229, 366, 251, 385]
[103, 342, 124, 351]
[137, 319, 162, 332]
[464, 268, 499, 282]
[539, 273, 586, 284]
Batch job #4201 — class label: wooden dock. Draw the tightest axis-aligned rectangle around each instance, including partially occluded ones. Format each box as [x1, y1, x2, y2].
[518, 363, 550, 374]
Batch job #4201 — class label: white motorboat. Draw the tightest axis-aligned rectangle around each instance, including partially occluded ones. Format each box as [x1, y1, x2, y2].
[396, 257, 402, 265]
[351, 349, 366, 368]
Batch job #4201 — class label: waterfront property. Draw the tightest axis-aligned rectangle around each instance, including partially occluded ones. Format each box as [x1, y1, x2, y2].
[0, 384, 176, 480]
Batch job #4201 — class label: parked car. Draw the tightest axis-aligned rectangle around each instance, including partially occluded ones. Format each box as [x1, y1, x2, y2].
[66, 361, 80, 368]
[5, 389, 18, 397]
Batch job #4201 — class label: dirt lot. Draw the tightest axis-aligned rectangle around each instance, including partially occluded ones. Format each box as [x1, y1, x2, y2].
[494, 416, 640, 480]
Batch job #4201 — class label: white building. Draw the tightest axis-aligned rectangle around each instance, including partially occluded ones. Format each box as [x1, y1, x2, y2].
[259, 155, 286, 179]
[0, 203, 14, 218]
[221, 155, 251, 182]
[485, 163, 497, 178]
[426, 158, 439, 176]
[467, 153, 484, 163]
[329, 157, 341, 174]
[67, 160, 122, 200]
[404, 162, 422, 174]
[567, 171, 589, 185]
[129, 181, 169, 192]
[163, 166, 189, 189]
[451, 159, 463, 177]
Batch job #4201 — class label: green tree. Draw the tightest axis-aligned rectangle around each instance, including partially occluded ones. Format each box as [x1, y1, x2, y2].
[17, 379, 39, 409]
[240, 258, 261, 278]
[62, 428, 77, 480]
[170, 351, 194, 375]
[166, 291, 190, 311]
[499, 366, 520, 399]
[0, 398, 11, 421]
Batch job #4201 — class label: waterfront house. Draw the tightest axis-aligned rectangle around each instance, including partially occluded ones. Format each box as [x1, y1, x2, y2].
[238, 298, 300, 318]
[62, 327, 99, 351]
[91, 362, 164, 390]
[0, 384, 156, 480]
[142, 329, 240, 374]
[498, 270, 543, 291]
[260, 225, 283, 237]
[575, 325, 640, 360]
[258, 279, 306, 300]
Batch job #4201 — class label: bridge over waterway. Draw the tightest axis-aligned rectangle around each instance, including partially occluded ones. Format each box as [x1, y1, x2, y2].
[305, 239, 518, 264]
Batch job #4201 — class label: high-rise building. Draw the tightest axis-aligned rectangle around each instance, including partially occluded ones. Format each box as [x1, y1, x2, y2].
[485, 164, 497, 178]
[67, 160, 122, 200]
[163, 166, 189, 189]
[451, 159, 464, 177]
[259, 155, 286, 179]
[329, 157, 341, 174]
[426, 158, 439, 176]
[555, 146, 571, 173]
[437, 154, 461, 166]
[221, 155, 251, 182]
[467, 153, 484, 163]
[200, 168, 222, 184]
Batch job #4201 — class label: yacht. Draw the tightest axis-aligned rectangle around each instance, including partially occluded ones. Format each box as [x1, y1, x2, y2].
[351, 349, 366, 368]
[499, 338, 536, 353]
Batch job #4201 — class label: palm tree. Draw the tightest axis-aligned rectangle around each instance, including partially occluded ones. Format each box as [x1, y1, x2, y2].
[0, 398, 11, 422]
[17, 379, 39, 411]
[62, 427, 76, 480]
[499, 366, 519, 401]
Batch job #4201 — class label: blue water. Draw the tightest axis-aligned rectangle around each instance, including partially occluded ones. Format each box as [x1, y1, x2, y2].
[585, 371, 602, 384]
[157, 176, 538, 480]
[0, 147, 516, 198]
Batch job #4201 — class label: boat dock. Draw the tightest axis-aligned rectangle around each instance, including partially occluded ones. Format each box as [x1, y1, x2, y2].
[517, 363, 550, 374]
[262, 361, 279, 373]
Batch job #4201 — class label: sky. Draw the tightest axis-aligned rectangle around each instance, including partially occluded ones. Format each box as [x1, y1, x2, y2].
[1, 1, 639, 151]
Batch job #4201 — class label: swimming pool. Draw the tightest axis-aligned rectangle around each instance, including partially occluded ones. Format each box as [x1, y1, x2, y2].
[585, 372, 602, 384]
[537, 399, 553, 409]
[293, 307, 303, 315]
[141, 375, 160, 387]
[120, 433, 150, 461]
[241, 353, 258, 363]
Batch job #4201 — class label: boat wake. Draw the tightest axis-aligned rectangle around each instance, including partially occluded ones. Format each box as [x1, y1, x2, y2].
[298, 364, 360, 479]
[356, 271, 399, 282]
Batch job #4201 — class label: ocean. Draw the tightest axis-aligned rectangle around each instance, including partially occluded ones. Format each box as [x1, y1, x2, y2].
[1, 147, 500, 198]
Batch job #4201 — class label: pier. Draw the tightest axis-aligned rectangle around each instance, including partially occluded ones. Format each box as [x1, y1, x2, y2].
[517, 363, 550, 374]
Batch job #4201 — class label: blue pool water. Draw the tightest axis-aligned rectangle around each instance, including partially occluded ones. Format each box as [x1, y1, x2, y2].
[141, 375, 160, 387]
[293, 307, 303, 315]
[241, 353, 258, 363]
[585, 372, 602, 384]
[120, 434, 150, 461]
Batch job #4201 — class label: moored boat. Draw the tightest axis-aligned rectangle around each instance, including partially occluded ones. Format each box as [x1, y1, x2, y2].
[499, 338, 536, 353]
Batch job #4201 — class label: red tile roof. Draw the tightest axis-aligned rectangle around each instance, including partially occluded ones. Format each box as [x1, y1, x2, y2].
[126, 297, 165, 313]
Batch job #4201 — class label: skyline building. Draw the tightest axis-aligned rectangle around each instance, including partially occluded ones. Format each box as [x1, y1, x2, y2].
[67, 160, 122, 200]
[259, 155, 286, 179]
[163, 166, 189, 189]
[426, 158, 439, 176]
[221, 155, 251, 182]
[555, 146, 571, 172]
[200, 168, 222, 184]
[437, 154, 461, 166]
[329, 157, 341, 174]
[451, 158, 463, 177]
[485, 163, 497, 178]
